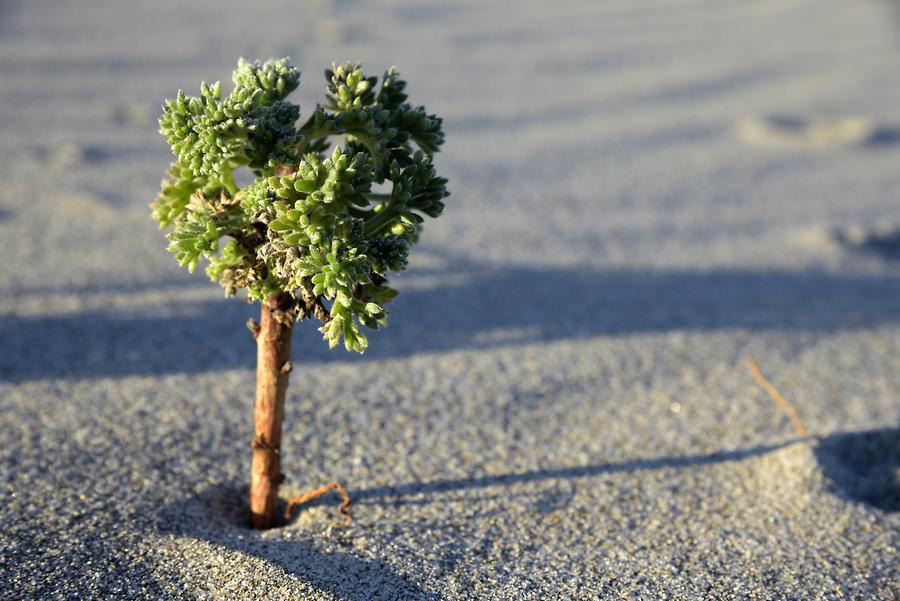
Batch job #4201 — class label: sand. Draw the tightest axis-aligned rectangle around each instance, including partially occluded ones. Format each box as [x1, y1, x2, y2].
[1, 0, 899, 598]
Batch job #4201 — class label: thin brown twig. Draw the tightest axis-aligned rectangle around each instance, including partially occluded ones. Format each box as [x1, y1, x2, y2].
[745, 357, 810, 438]
[284, 481, 352, 527]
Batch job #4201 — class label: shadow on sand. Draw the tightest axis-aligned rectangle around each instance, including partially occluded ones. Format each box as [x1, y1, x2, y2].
[157, 430, 895, 597]
[2, 266, 900, 381]
[350, 429, 898, 514]
[814, 427, 900, 512]
[159, 441, 793, 600]
[834, 225, 900, 262]
[348, 441, 800, 505]
[158, 483, 442, 601]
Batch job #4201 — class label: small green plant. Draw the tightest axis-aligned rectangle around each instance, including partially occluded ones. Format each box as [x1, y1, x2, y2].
[152, 58, 448, 528]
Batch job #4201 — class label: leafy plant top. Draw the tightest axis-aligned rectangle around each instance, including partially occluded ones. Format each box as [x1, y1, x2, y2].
[152, 58, 448, 352]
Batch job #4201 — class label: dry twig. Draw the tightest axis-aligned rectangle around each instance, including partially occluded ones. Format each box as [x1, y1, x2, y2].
[285, 481, 352, 527]
[745, 357, 810, 438]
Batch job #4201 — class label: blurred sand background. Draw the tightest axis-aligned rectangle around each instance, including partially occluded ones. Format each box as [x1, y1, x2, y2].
[1, 0, 899, 598]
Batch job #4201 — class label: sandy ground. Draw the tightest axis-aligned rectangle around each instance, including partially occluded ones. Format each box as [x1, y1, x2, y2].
[1, 0, 899, 599]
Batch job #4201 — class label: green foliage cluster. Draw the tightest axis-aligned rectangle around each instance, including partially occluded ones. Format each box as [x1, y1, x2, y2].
[152, 58, 448, 352]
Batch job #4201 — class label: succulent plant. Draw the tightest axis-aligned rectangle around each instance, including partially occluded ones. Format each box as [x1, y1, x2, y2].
[152, 58, 448, 528]
[154, 58, 448, 352]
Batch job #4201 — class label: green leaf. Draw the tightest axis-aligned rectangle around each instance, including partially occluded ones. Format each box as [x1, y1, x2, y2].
[153, 56, 449, 353]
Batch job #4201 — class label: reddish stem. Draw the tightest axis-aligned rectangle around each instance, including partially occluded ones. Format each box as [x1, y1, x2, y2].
[249, 292, 295, 529]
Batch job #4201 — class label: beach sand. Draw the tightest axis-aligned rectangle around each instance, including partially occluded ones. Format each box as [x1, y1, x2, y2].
[1, 0, 898, 598]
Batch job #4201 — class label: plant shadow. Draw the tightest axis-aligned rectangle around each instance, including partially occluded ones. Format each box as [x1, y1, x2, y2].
[156, 431, 896, 598]
[157, 483, 441, 601]
[349, 441, 800, 506]
[350, 430, 899, 514]
[2, 265, 900, 381]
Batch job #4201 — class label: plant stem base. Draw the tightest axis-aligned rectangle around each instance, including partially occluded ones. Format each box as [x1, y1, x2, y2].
[249, 292, 295, 529]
